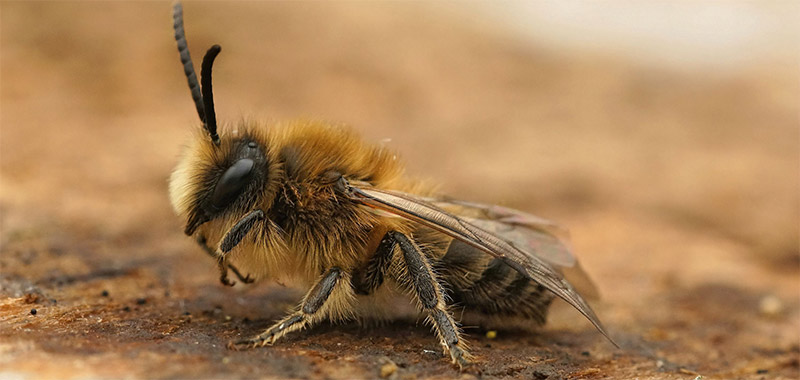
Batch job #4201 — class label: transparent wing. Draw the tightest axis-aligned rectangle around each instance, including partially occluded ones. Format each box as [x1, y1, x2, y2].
[430, 198, 600, 299]
[432, 198, 575, 267]
[344, 184, 615, 346]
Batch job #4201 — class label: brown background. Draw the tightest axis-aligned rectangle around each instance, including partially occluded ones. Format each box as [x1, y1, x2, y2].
[1, 2, 798, 379]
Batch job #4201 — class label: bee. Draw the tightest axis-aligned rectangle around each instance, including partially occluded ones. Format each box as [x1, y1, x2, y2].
[168, 3, 615, 367]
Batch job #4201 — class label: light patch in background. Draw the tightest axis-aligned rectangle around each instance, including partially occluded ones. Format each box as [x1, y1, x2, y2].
[472, 1, 799, 72]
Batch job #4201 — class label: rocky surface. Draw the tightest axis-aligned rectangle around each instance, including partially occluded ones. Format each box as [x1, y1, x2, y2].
[1, 2, 797, 379]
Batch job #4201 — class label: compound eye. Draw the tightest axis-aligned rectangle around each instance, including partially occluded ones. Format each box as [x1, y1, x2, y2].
[211, 158, 254, 209]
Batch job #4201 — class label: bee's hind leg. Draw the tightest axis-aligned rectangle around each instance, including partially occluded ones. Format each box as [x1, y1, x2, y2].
[390, 231, 471, 368]
[228, 267, 343, 349]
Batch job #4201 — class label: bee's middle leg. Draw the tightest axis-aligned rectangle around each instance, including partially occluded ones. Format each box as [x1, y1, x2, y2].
[390, 231, 471, 368]
[228, 267, 342, 349]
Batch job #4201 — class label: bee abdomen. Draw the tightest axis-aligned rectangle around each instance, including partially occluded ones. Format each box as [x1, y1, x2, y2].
[439, 240, 555, 325]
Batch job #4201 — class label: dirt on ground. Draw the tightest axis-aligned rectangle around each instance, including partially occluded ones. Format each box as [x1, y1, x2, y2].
[1, 2, 798, 379]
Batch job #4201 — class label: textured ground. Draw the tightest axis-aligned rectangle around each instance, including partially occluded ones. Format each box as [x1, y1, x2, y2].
[1, 2, 798, 379]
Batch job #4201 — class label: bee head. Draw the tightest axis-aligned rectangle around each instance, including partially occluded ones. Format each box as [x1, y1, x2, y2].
[170, 132, 273, 236]
[169, 3, 276, 236]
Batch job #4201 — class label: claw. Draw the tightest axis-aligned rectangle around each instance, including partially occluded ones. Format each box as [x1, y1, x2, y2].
[227, 338, 256, 351]
[227, 262, 255, 284]
[446, 346, 471, 370]
[219, 273, 236, 287]
[217, 257, 238, 287]
[227, 333, 276, 351]
[454, 356, 469, 370]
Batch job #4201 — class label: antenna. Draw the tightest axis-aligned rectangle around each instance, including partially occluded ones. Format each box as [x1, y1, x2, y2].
[172, 2, 221, 146]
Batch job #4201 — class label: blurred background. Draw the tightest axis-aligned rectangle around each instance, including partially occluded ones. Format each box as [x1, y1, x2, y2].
[1, 2, 797, 379]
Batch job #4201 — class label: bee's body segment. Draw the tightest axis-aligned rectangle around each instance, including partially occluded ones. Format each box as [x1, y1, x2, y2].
[439, 241, 555, 325]
[169, 2, 614, 368]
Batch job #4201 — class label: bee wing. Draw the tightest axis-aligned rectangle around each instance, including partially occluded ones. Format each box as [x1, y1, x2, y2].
[346, 185, 616, 346]
[431, 198, 600, 299]
[432, 198, 575, 267]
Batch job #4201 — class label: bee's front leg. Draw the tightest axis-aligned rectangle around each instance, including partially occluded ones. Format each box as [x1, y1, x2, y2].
[228, 267, 343, 349]
[199, 210, 264, 286]
[196, 235, 251, 285]
[390, 231, 472, 368]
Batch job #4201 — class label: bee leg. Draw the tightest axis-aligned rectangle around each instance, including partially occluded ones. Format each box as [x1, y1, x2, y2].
[197, 234, 254, 285]
[201, 210, 265, 286]
[351, 231, 395, 295]
[227, 262, 255, 284]
[391, 231, 471, 368]
[196, 235, 242, 285]
[228, 267, 342, 349]
[217, 210, 265, 255]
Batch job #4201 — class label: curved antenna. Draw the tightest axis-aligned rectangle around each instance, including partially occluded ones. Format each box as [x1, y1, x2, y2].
[172, 2, 205, 124]
[172, 2, 221, 146]
[201, 45, 222, 145]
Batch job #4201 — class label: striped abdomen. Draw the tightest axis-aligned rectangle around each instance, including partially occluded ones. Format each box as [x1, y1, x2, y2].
[436, 240, 555, 325]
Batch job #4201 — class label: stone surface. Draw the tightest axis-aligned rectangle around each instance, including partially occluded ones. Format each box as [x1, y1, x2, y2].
[1, 2, 797, 379]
